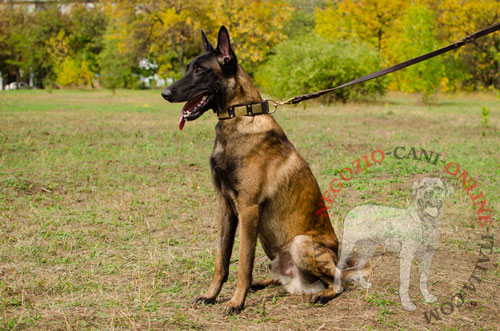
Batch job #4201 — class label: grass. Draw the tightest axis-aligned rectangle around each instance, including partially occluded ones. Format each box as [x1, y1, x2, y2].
[0, 89, 499, 330]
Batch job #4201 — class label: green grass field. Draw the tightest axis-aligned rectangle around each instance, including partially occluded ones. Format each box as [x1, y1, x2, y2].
[1, 89, 499, 330]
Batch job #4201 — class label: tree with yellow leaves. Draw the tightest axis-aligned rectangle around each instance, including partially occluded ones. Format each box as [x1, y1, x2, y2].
[315, 0, 407, 51]
[142, 0, 214, 76]
[207, 0, 293, 71]
[438, 0, 500, 89]
[386, 2, 444, 102]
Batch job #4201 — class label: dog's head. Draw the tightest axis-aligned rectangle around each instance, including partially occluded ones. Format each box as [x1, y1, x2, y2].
[161, 26, 238, 130]
[412, 177, 453, 218]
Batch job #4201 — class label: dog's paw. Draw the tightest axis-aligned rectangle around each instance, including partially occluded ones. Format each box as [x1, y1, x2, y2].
[333, 281, 344, 295]
[359, 278, 372, 289]
[401, 300, 417, 311]
[224, 301, 244, 316]
[309, 293, 334, 305]
[194, 295, 216, 305]
[424, 294, 437, 303]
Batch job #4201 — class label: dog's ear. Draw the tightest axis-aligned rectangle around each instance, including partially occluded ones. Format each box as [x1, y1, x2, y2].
[201, 30, 214, 53]
[444, 181, 454, 198]
[412, 178, 425, 196]
[216, 26, 237, 69]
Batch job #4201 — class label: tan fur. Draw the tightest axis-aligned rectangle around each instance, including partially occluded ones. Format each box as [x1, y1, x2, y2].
[162, 28, 364, 314]
[195, 63, 358, 315]
[226, 65, 263, 108]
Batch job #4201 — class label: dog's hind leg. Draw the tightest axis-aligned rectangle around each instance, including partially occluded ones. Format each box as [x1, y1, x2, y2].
[290, 235, 341, 304]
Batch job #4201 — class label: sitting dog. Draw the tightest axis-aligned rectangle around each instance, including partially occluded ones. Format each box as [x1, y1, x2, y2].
[161, 26, 356, 315]
[333, 177, 454, 311]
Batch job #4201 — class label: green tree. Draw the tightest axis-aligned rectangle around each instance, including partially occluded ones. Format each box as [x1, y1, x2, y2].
[386, 3, 444, 102]
[67, 4, 107, 77]
[98, 31, 133, 91]
[283, 0, 324, 38]
[0, 8, 33, 88]
[29, 6, 69, 88]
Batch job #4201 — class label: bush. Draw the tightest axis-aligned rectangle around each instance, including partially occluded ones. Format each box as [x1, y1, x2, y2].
[255, 33, 386, 102]
[55, 57, 95, 88]
[55, 57, 80, 87]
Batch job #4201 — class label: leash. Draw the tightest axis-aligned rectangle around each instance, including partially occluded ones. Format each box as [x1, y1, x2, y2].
[263, 21, 500, 109]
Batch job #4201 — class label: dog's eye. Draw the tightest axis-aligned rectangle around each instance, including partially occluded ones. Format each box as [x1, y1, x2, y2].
[194, 67, 204, 75]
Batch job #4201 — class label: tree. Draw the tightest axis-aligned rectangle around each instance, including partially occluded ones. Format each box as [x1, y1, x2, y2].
[67, 4, 107, 76]
[207, 0, 294, 72]
[0, 0, 300, 88]
[0, 7, 16, 87]
[386, 3, 444, 102]
[438, 0, 500, 89]
[142, 0, 294, 76]
[315, 0, 407, 51]
[98, 29, 134, 91]
[55, 56, 80, 87]
[0, 8, 33, 88]
[29, 6, 69, 88]
[282, 0, 323, 39]
[145, 0, 214, 76]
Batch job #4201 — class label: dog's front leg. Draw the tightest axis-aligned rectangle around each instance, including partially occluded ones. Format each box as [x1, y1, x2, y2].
[196, 192, 238, 305]
[418, 249, 437, 303]
[398, 246, 417, 311]
[224, 204, 259, 315]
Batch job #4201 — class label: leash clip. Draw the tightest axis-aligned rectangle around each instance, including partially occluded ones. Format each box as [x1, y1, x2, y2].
[264, 99, 279, 114]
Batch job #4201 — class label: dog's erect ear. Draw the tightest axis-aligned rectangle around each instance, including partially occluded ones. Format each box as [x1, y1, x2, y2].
[216, 26, 236, 68]
[201, 30, 214, 53]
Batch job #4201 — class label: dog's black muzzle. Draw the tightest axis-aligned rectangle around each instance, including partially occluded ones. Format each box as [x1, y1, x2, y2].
[161, 88, 173, 102]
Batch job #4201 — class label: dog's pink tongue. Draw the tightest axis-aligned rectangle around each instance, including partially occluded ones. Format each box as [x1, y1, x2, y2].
[179, 110, 186, 130]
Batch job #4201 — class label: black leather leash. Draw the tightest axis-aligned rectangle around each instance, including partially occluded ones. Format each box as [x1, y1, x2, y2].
[217, 22, 500, 119]
[269, 21, 500, 107]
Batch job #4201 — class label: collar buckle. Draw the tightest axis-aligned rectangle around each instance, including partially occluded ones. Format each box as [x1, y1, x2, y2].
[217, 101, 270, 120]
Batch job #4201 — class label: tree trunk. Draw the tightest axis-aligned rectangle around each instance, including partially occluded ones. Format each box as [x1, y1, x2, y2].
[16, 68, 20, 90]
[172, 38, 185, 74]
[378, 29, 382, 51]
[178, 45, 185, 74]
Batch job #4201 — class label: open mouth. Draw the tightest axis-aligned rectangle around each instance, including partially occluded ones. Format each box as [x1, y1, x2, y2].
[424, 201, 442, 218]
[179, 92, 212, 130]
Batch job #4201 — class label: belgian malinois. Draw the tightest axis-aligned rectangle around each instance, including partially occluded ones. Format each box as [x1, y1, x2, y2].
[161, 26, 362, 315]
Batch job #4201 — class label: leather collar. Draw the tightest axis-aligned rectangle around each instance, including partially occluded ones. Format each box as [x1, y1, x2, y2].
[217, 101, 270, 120]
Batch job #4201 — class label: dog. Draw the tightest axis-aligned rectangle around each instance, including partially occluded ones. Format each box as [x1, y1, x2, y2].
[333, 177, 454, 311]
[161, 26, 357, 315]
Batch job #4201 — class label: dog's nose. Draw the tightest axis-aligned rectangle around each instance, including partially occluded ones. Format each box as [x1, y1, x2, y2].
[161, 88, 173, 101]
